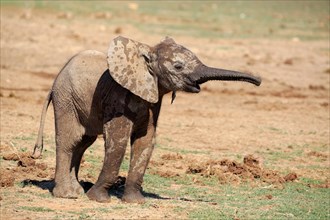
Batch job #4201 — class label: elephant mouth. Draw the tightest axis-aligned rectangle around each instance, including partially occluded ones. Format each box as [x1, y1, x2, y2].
[183, 78, 201, 93]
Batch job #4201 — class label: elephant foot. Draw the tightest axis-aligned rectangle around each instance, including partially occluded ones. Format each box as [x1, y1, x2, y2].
[122, 187, 145, 204]
[86, 186, 111, 203]
[53, 183, 84, 199]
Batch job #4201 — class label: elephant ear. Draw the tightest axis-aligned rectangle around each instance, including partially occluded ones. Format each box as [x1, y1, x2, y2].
[107, 36, 158, 103]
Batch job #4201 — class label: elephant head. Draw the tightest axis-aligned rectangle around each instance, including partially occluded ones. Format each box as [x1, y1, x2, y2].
[108, 36, 261, 103]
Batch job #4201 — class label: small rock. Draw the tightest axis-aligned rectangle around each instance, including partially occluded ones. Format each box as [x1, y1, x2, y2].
[284, 58, 293, 65]
[114, 27, 122, 34]
[36, 163, 48, 171]
[243, 155, 260, 167]
[57, 12, 73, 19]
[93, 12, 112, 19]
[284, 172, 298, 182]
[8, 92, 16, 98]
[17, 157, 36, 167]
[265, 194, 273, 200]
[3, 153, 19, 161]
[20, 11, 32, 20]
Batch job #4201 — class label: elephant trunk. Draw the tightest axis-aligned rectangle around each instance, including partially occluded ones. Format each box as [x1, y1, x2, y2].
[191, 64, 261, 86]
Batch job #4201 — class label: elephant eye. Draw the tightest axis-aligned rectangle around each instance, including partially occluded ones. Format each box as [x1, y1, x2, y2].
[174, 62, 184, 71]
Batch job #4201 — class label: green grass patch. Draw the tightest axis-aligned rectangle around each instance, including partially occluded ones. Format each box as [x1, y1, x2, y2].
[35, 192, 53, 199]
[144, 173, 172, 188]
[19, 206, 54, 212]
[120, 156, 130, 172]
[78, 212, 93, 219]
[186, 181, 329, 220]
[13, 134, 36, 142]
[261, 143, 328, 167]
[156, 143, 210, 155]
[267, 149, 303, 161]
[189, 207, 227, 220]
[84, 150, 102, 165]
[144, 170, 329, 220]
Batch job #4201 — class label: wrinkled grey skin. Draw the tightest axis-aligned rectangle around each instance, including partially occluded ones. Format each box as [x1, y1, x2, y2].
[33, 36, 261, 203]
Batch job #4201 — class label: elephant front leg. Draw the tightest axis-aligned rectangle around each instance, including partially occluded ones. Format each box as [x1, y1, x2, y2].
[122, 125, 155, 204]
[86, 116, 133, 203]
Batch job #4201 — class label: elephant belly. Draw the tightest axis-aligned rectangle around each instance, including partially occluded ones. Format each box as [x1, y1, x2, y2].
[84, 97, 105, 136]
[71, 86, 105, 136]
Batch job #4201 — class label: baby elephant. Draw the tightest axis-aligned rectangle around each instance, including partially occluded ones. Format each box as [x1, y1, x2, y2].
[33, 36, 261, 203]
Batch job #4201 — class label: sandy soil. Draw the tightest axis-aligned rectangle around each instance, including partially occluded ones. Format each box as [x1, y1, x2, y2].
[1, 6, 329, 219]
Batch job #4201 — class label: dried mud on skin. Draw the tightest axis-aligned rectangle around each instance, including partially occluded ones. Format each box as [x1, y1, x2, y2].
[152, 153, 298, 186]
[1, 151, 49, 187]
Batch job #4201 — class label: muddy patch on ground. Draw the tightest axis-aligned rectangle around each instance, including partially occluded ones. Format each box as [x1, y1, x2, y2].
[186, 155, 296, 185]
[151, 154, 298, 186]
[1, 151, 50, 187]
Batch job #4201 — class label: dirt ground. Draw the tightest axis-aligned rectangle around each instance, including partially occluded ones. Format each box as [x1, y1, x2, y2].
[1, 4, 329, 220]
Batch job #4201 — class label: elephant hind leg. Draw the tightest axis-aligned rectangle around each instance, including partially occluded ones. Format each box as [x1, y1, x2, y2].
[70, 135, 97, 192]
[53, 129, 96, 199]
[53, 135, 96, 198]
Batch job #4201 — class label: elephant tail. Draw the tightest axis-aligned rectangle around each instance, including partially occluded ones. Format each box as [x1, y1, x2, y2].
[32, 90, 52, 159]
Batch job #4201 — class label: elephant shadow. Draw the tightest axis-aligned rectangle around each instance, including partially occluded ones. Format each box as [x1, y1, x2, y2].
[21, 176, 169, 201]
